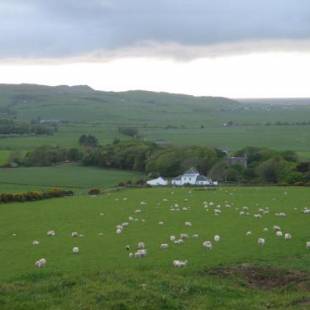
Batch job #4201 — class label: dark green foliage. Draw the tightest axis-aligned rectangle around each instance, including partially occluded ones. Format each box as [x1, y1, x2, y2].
[0, 189, 73, 204]
[88, 188, 101, 195]
[79, 134, 98, 147]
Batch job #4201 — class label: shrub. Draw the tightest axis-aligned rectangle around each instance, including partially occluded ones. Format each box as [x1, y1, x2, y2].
[88, 188, 101, 195]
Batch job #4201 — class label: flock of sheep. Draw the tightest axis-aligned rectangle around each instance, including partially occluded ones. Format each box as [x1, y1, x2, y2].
[31, 189, 309, 269]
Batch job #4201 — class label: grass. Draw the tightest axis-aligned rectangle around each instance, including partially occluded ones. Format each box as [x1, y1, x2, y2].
[0, 150, 10, 165]
[0, 164, 142, 193]
[0, 187, 309, 308]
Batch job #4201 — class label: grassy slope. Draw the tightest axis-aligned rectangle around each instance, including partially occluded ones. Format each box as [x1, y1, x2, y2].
[1, 84, 310, 156]
[0, 187, 309, 308]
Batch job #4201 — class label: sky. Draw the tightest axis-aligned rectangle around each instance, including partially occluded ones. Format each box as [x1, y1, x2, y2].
[0, 0, 310, 98]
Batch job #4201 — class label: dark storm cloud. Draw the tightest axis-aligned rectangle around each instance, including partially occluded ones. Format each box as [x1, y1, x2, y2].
[0, 0, 309, 59]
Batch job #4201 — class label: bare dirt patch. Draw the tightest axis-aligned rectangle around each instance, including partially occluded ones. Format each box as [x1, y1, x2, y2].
[206, 264, 310, 291]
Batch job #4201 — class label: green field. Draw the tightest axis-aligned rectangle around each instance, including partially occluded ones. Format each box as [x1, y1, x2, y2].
[0, 187, 309, 309]
[0, 164, 142, 193]
[1, 84, 310, 156]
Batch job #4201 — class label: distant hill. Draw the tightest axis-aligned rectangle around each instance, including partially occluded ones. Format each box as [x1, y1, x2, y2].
[0, 84, 240, 124]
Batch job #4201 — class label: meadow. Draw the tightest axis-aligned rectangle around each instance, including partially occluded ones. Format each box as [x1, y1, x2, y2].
[0, 187, 309, 309]
[0, 164, 142, 193]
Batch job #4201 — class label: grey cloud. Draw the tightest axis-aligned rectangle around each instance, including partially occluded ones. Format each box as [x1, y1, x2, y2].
[0, 0, 309, 59]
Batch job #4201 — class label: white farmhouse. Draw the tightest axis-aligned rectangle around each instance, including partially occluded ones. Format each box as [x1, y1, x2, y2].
[147, 177, 168, 186]
[171, 168, 216, 186]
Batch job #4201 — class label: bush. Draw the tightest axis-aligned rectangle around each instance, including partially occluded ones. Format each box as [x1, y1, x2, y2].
[88, 188, 101, 195]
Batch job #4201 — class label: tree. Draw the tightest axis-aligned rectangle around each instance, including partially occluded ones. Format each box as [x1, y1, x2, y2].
[79, 134, 98, 147]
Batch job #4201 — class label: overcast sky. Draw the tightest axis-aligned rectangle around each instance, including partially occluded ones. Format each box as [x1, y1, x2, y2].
[0, 0, 310, 98]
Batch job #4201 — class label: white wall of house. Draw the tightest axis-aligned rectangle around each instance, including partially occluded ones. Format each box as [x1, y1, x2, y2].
[147, 177, 168, 186]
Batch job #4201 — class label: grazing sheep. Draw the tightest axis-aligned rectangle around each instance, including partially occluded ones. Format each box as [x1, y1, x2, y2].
[137, 242, 145, 249]
[246, 231, 252, 236]
[134, 249, 147, 258]
[185, 221, 192, 227]
[273, 225, 281, 232]
[129, 252, 134, 258]
[32, 240, 40, 246]
[160, 243, 169, 249]
[306, 241, 310, 249]
[192, 234, 199, 238]
[72, 247, 79, 254]
[174, 239, 184, 245]
[71, 232, 79, 237]
[214, 235, 220, 242]
[158, 221, 164, 225]
[263, 227, 269, 232]
[284, 233, 292, 240]
[116, 228, 123, 234]
[170, 235, 176, 242]
[180, 233, 189, 240]
[35, 258, 47, 268]
[257, 238, 265, 246]
[47, 230, 55, 237]
[202, 241, 212, 250]
[173, 260, 188, 268]
[275, 231, 283, 237]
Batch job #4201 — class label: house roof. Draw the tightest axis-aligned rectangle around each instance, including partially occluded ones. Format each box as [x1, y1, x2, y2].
[184, 167, 199, 175]
[196, 175, 210, 181]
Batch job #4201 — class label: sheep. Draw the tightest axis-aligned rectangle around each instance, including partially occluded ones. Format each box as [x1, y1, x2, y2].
[214, 235, 220, 242]
[134, 249, 147, 258]
[32, 240, 40, 246]
[71, 232, 79, 237]
[306, 241, 310, 249]
[263, 227, 269, 232]
[246, 231, 252, 236]
[174, 239, 184, 245]
[173, 260, 188, 268]
[284, 233, 292, 240]
[72, 247, 79, 254]
[180, 233, 189, 240]
[116, 228, 123, 234]
[275, 231, 283, 237]
[202, 241, 212, 250]
[35, 258, 47, 268]
[47, 230, 55, 237]
[192, 234, 199, 238]
[137, 242, 145, 249]
[158, 221, 164, 225]
[273, 225, 281, 232]
[185, 221, 192, 227]
[257, 238, 265, 246]
[160, 243, 169, 249]
[170, 235, 176, 242]
[129, 252, 134, 258]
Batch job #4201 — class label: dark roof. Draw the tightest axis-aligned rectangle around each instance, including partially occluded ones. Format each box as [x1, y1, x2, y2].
[196, 175, 210, 181]
[184, 167, 199, 175]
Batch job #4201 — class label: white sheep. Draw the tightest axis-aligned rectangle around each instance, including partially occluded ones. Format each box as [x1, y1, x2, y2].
[246, 231, 252, 236]
[158, 221, 164, 225]
[174, 239, 184, 245]
[134, 249, 147, 258]
[173, 260, 188, 268]
[72, 247, 79, 254]
[273, 225, 281, 232]
[137, 242, 145, 249]
[306, 241, 310, 249]
[275, 231, 283, 237]
[129, 252, 134, 258]
[116, 228, 123, 234]
[284, 233, 292, 240]
[192, 234, 199, 238]
[71, 232, 79, 237]
[202, 241, 212, 250]
[185, 221, 192, 227]
[180, 233, 189, 240]
[257, 238, 265, 246]
[47, 230, 55, 236]
[214, 235, 220, 242]
[160, 243, 169, 249]
[170, 235, 176, 242]
[32, 240, 40, 246]
[35, 258, 47, 268]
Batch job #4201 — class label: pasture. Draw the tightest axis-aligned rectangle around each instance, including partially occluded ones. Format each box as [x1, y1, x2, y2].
[0, 187, 309, 309]
[0, 164, 142, 193]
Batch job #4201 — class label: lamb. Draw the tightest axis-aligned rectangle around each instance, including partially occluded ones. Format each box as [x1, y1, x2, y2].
[160, 243, 169, 249]
[72, 247, 79, 254]
[257, 238, 265, 246]
[202, 241, 212, 250]
[173, 260, 188, 268]
[214, 235, 220, 242]
[71, 232, 79, 237]
[35, 258, 47, 268]
[32, 240, 40, 246]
